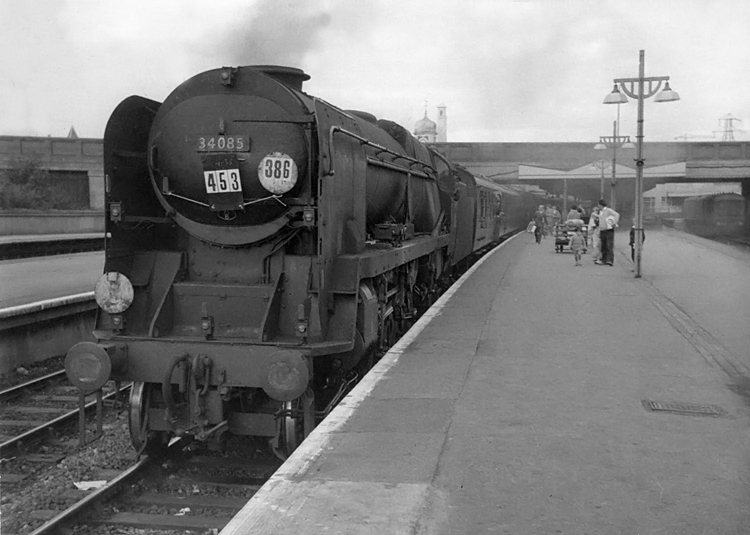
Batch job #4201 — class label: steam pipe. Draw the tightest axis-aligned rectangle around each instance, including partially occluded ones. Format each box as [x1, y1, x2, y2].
[163, 353, 190, 423]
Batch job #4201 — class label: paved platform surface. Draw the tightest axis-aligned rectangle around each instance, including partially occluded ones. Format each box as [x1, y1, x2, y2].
[0, 251, 103, 309]
[217, 229, 749, 532]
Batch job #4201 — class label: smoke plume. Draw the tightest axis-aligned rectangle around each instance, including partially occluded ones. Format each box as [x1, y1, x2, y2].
[219, 0, 333, 67]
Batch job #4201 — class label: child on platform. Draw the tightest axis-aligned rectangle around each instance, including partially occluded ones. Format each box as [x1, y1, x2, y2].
[569, 228, 586, 267]
[629, 226, 646, 262]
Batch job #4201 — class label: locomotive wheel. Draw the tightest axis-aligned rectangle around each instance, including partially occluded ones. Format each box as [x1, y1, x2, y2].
[129, 381, 171, 457]
[382, 316, 397, 348]
[274, 388, 315, 460]
[278, 399, 303, 457]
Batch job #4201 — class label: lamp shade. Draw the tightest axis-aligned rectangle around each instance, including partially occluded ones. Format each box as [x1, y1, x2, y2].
[654, 82, 680, 103]
[604, 84, 628, 104]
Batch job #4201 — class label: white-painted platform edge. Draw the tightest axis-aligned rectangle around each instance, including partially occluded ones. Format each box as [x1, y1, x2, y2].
[0, 291, 95, 319]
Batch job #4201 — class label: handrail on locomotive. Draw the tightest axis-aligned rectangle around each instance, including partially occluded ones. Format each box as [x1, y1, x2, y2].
[325, 125, 435, 177]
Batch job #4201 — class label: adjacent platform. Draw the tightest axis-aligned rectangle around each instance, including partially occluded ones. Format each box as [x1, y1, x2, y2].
[0, 251, 103, 309]
[222, 227, 750, 534]
[0, 251, 103, 374]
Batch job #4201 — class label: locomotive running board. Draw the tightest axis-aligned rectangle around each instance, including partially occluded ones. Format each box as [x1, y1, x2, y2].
[332, 234, 451, 293]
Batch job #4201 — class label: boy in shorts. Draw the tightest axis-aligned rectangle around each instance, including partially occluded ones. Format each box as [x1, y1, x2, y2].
[569, 228, 586, 266]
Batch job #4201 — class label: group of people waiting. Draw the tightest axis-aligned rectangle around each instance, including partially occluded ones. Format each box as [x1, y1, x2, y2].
[533, 199, 636, 268]
[531, 204, 564, 243]
[532, 203, 590, 244]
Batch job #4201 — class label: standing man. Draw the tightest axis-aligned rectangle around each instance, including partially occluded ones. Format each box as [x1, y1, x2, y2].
[588, 205, 602, 263]
[544, 204, 555, 236]
[550, 205, 561, 231]
[629, 225, 646, 265]
[533, 205, 546, 244]
[595, 199, 619, 266]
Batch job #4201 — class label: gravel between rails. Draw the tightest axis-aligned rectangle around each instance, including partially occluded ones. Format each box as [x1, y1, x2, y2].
[1, 403, 280, 534]
[0, 356, 66, 391]
[1, 357, 283, 535]
[1, 408, 136, 534]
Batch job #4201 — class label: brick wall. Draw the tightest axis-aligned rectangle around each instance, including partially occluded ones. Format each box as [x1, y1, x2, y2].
[0, 135, 105, 210]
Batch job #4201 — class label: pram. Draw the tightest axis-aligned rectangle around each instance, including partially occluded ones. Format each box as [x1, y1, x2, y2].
[554, 220, 588, 253]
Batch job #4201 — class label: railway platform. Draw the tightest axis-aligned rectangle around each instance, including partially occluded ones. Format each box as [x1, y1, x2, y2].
[0, 251, 103, 309]
[222, 227, 750, 534]
[0, 251, 103, 374]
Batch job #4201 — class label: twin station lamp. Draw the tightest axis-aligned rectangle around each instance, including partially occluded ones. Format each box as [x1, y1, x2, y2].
[603, 49, 680, 278]
[594, 122, 635, 209]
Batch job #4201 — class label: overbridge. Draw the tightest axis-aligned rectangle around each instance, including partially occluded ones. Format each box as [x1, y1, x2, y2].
[431, 140, 750, 212]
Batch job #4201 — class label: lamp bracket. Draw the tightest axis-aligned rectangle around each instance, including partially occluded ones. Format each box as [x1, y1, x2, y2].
[615, 76, 669, 100]
[599, 135, 632, 147]
[592, 159, 611, 170]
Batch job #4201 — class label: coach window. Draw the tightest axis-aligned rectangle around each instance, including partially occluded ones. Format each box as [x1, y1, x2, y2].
[479, 191, 483, 227]
[484, 193, 488, 227]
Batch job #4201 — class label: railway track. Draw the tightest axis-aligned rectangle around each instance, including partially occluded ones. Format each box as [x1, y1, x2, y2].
[27, 440, 280, 535]
[723, 235, 750, 248]
[0, 371, 129, 472]
[0, 369, 68, 403]
[707, 234, 750, 252]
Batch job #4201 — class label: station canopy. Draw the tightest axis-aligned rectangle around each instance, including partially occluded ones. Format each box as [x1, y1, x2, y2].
[518, 162, 686, 181]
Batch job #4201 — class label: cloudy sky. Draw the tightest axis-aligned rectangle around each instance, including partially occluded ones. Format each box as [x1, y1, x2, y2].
[1, 0, 749, 143]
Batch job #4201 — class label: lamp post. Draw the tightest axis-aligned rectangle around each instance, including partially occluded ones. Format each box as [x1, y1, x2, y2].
[604, 49, 680, 278]
[591, 159, 610, 200]
[594, 120, 634, 209]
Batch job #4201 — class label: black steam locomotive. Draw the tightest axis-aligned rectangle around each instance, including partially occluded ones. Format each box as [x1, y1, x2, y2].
[65, 65, 538, 458]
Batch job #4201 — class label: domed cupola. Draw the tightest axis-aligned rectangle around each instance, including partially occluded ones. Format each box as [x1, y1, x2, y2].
[414, 111, 437, 142]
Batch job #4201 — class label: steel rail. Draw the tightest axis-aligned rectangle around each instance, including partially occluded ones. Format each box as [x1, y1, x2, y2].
[28, 438, 192, 535]
[0, 369, 67, 402]
[27, 456, 153, 535]
[0, 383, 131, 456]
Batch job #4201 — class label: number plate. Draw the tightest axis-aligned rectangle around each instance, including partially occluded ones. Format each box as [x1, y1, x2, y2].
[204, 169, 242, 194]
[195, 135, 250, 152]
[258, 152, 299, 194]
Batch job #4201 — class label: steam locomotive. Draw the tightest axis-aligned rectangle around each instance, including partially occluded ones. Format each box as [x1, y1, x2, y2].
[65, 65, 539, 458]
